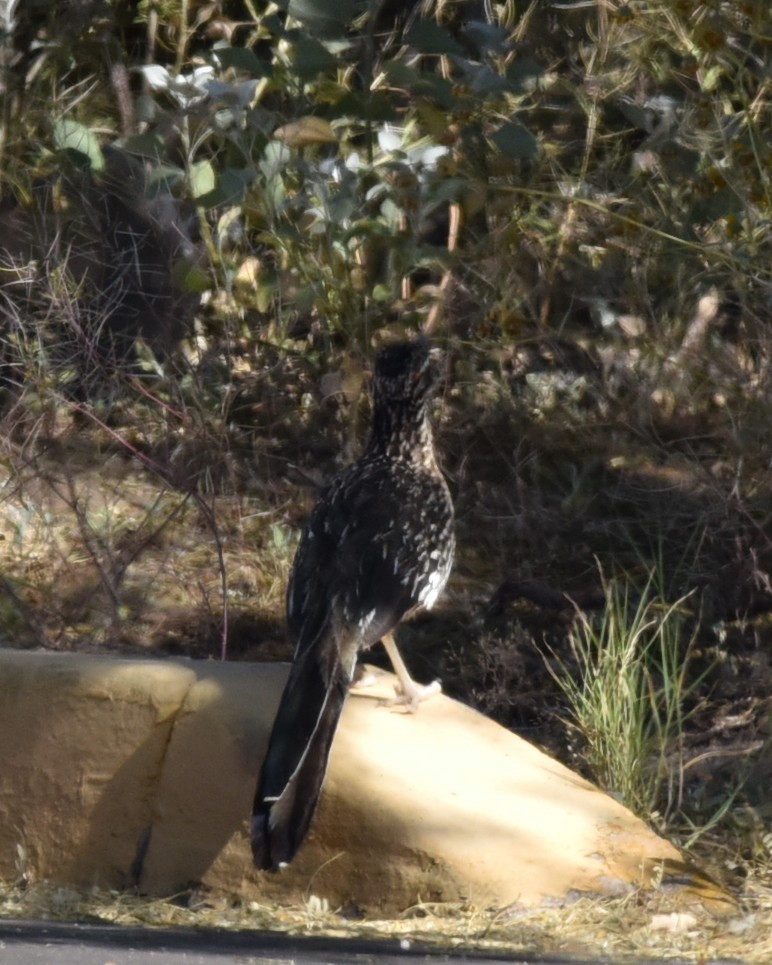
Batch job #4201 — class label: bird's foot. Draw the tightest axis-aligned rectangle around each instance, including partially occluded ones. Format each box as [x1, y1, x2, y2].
[381, 678, 442, 713]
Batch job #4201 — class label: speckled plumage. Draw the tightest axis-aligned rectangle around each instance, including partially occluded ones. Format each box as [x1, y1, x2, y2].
[251, 338, 454, 871]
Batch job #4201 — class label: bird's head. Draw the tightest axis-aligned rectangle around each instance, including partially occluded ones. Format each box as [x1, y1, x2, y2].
[372, 337, 435, 409]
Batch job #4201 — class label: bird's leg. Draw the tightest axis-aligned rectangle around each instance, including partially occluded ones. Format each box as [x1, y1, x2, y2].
[380, 632, 441, 712]
[349, 663, 380, 690]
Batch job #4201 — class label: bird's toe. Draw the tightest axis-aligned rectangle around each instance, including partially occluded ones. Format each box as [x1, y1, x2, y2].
[382, 677, 442, 713]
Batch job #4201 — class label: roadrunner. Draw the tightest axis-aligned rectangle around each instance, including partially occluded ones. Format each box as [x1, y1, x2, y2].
[251, 337, 455, 871]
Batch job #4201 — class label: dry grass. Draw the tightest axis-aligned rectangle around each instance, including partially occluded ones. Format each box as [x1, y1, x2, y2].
[0, 868, 770, 963]
[0, 455, 293, 658]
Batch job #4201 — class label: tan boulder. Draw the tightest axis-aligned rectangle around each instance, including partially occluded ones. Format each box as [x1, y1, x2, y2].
[0, 649, 702, 912]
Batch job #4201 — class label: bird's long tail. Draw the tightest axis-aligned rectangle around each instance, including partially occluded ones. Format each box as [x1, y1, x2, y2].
[251, 643, 349, 871]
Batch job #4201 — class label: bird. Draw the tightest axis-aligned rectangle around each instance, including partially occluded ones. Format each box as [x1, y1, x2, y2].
[251, 336, 455, 872]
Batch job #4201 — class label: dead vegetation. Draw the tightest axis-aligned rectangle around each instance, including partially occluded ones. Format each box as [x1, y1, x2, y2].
[1, 875, 771, 963]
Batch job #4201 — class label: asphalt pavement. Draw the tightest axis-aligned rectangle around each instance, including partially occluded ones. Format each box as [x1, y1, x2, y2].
[0, 919, 632, 965]
[0, 918, 739, 965]
[0, 918, 540, 964]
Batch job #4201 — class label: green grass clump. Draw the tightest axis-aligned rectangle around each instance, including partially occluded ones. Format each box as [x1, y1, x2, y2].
[547, 569, 712, 825]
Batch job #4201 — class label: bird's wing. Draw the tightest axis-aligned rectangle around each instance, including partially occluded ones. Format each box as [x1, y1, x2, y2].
[286, 466, 421, 661]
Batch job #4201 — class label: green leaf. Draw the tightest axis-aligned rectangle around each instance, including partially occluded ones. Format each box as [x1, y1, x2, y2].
[261, 141, 293, 179]
[146, 163, 186, 191]
[219, 168, 252, 205]
[118, 133, 165, 160]
[405, 20, 464, 56]
[460, 20, 510, 57]
[469, 64, 512, 97]
[700, 65, 723, 93]
[381, 59, 454, 108]
[286, 0, 355, 33]
[214, 46, 269, 76]
[195, 167, 252, 208]
[172, 260, 212, 293]
[189, 159, 216, 200]
[328, 192, 356, 223]
[426, 177, 466, 205]
[53, 119, 104, 171]
[289, 36, 338, 76]
[372, 283, 393, 303]
[490, 122, 538, 159]
[333, 90, 399, 122]
[256, 279, 275, 313]
[506, 57, 544, 92]
[617, 99, 653, 132]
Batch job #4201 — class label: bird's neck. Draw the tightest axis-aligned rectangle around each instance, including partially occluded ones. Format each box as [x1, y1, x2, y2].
[366, 402, 436, 468]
